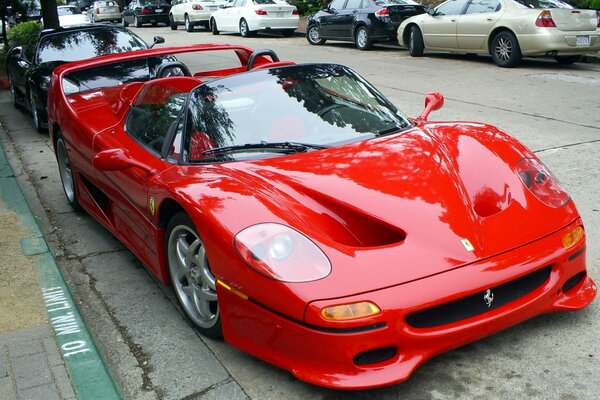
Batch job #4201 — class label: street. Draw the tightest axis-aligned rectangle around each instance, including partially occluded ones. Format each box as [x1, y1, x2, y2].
[0, 26, 599, 399]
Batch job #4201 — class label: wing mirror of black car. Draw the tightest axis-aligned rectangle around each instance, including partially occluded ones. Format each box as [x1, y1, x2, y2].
[417, 92, 444, 121]
[93, 148, 157, 175]
[150, 36, 165, 48]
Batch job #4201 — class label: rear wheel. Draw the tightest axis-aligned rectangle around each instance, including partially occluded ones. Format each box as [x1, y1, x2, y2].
[491, 31, 521, 68]
[167, 213, 222, 339]
[355, 26, 372, 50]
[91, 14, 96, 23]
[306, 24, 325, 45]
[240, 18, 252, 37]
[122, 16, 129, 27]
[8, 74, 18, 108]
[185, 14, 194, 32]
[29, 89, 44, 132]
[555, 55, 581, 65]
[135, 15, 142, 27]
[56, 133, 81, 211]
[407, 25, 424, 57]
[211, 18, 219, 35]
[169, 14, 177, 30]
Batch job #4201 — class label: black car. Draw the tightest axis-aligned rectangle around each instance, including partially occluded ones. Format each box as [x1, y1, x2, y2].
[5, 25, 164, 131]
[306, 0, 427, 50]
[121, 0, 171, 27]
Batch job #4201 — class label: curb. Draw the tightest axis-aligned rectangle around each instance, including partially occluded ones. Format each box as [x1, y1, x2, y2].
[0, 140, 121, 400]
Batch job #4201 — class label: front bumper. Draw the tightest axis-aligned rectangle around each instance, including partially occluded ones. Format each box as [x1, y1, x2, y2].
[219, 219, 595, 389]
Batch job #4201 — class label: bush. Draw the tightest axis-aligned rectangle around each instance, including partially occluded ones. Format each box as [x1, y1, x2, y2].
[289, 0, 324, 16]
[7, 20, 41, 53]
[570, 0, 600, 9]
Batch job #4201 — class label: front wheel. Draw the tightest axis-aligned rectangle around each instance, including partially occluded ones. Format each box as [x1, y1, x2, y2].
[407, 25, 424, 57]
[211, 18, 219, 35]
[555, 55, 581, 65]
[29, 89, 44, 132]
[122, 17, 129, 27]
[167, 213, 222, 339]
[56, 133, 81, 211]
[491, 31, 521, 68]
[306, 24, 325, 45]
[185, 15, 193, 32]
[355, 26, 372, 50]
[169, 14, 177, 30]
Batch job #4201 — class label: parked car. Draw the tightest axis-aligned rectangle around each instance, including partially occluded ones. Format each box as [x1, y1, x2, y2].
[398, 0, 600, 67]
[307, 0, 427, 50]
[54, 5, 90, 26]
[12, 0, 42, 24]
[76, 0, 94, 12]
[87, 0, 122, 23]
[122, 0, 172, 27]
[209, 0, 299, 37]
[48, 43, 595, 389]
[5, 24, 164, 131]
[169, 0, 226, 31]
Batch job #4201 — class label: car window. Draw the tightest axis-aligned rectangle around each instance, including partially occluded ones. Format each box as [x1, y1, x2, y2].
[328, 0, 346, 11]
[345, 0, 361, 9]
[253, 0, 276, 4]
[126, 84, 188, 154]
[375, 0, 418, 4]
[57, 7, 77, 15]
[435, 0, 468, 15]
[512, 0, 572, 8]
[465, 0, 500, 14]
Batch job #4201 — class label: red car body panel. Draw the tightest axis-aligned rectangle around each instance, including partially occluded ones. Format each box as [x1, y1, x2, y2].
[47, 44, 596, 389]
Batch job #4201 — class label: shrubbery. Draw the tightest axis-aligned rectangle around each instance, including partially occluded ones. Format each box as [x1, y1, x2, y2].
[7, 21, 41, 49]
[289, 0, 324, 16]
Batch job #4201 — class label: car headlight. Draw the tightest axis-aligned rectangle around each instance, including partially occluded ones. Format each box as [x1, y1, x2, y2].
[516, 157, 570, 208]
[234, 223, 331, 282]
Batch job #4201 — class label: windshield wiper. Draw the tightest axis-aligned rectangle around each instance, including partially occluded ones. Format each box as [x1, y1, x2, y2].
[200, 141, 329, 157]
[374, 125, 412, 137]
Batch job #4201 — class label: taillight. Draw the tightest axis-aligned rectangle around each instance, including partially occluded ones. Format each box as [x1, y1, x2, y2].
[192, 4, 202, 10]
[596, 11, 600, 28]
[292, 9, 299, 15]
[375, 7, 389, 16]
[141, 7, 151, 14]
[535, 10, 556, 27]
[95, 7, 100, 14]
[516, 158, 570, 208]
[255, 9, 267, 15]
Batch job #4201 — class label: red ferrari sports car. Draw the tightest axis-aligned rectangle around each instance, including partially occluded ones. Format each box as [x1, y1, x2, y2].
[47, 44, 596, 389]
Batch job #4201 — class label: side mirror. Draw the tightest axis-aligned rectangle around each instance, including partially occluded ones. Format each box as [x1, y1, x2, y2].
[93, 148, 157, 175]
[150, 36, 165, 48]
[427, 7, 436, 16]
[417, 92, 444, 121]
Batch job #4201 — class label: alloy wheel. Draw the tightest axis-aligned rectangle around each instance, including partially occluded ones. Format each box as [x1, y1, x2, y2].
[56, 137, 76, 205]
[495, 36, 512, 63]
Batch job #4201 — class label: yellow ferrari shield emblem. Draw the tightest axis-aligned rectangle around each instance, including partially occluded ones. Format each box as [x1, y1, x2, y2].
[149, 196, 156, 216]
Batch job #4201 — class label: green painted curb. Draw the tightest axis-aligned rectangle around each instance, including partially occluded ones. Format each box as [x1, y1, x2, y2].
[0, 139, 121, 400]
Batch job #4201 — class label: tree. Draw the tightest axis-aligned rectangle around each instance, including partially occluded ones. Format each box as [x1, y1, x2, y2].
[40, 0, 59, 29]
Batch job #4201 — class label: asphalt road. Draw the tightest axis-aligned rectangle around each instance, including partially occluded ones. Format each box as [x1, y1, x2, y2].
[1, 26, 599, 400]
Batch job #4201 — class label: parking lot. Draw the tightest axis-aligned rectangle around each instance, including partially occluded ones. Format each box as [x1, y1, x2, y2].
[1, 25, 599, 399]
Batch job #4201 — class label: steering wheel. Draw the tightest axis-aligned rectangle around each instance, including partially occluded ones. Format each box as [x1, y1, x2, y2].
[317, 104, 344, 118]
[246, 49, 280, 71]
[155, 61, 192, 78]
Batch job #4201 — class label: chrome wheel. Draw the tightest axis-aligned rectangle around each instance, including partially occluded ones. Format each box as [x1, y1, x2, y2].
[356, 28, 368, 48]
[8, 75, 17, 107]
[29, 90, 42, 131]
[56, 136, 78, 208]
[240, 19, 250, 37]
[307, 25, 324, 45]
[185, 15, 192, 32]
[167, 218, 220, 334]
[491, 31, 521, 68]
[494, 36, 512, 63]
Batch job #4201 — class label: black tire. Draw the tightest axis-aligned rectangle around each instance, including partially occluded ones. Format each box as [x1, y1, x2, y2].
[28, 89, 45, 133]
[306, 24, 325, 45]
[555, 55, 581, 65]
[166, 213, 222, 339]
[491, 31, 521, 68]
[239, 18, 252, 37]
[407, 25, 424, 57]
[355, 26, 372, 50]
[122, 17, 129, 27]
[169, 14, 177, 30]
[91, 14, 96, 23]
[211, 18, 219, 35]
[55, 132, 81, 211]
[281, 28, 295, 37]
[135, 15, 142, 28]
[185, 15, 194, 32]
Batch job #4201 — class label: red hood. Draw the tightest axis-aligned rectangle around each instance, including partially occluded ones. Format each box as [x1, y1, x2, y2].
[177, 122, 579, 302]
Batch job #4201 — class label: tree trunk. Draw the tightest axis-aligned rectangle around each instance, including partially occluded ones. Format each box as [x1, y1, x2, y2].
[40, 0, 59, 29]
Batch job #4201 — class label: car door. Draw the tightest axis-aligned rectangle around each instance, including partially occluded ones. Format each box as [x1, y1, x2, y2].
[6, 46, 32, 100]
[217, 0, 236, 30]
[173, 0, 186, 22]
[457, 0, 502, 50]
[319, 0, 347, 37]
[422, 0, 469, 49]
[338, 0, 361, 39]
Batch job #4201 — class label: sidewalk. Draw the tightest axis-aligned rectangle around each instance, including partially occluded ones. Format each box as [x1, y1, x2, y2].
[0, 128, 120, 399]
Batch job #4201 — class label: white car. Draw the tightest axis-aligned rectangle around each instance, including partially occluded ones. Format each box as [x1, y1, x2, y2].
[56, 5, 90, 26]
[210, 0, 299, 37]
[87, 0, 122, 23]
[169, 0, 226, 31]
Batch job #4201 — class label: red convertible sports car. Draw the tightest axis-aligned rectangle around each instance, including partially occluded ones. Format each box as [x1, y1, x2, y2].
[47, 44, 596, 389]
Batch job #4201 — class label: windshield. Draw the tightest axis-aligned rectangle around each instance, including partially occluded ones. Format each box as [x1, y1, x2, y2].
[57, 6, 78, 15]
[185, 64, 412, 163]
[513, 0, 573, 8]
[37, 28, 147, 64]
[375, 0, 419, 5]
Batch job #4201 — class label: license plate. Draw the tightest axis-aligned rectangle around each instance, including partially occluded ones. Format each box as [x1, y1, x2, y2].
[209, 6, 217, 10]
[273, 11, 284, 17]
[156, 8, 163, 12]
[576, 35, 589, 46]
